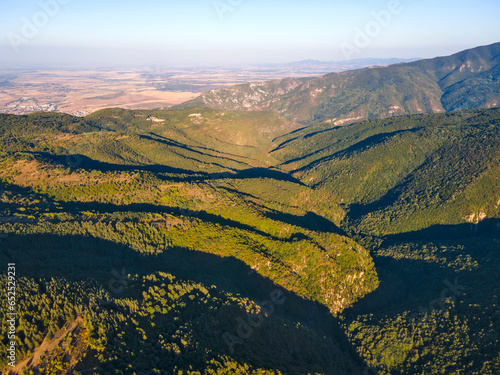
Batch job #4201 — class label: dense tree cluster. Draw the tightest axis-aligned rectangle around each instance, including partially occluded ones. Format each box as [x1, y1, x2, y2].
[0, 107, 499, 374]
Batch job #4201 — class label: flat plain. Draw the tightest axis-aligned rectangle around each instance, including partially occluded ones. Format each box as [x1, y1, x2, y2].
[0, 59, 411, 116]
[0, 69, 200, 116]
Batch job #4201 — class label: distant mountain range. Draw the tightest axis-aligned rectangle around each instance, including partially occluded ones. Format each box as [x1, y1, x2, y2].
[254, 57, 419, 74]
[178, 43, 500, 126]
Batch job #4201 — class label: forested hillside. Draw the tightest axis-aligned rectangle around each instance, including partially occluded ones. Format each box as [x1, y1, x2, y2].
[275, 107, 500, 374]
[179, 43, 500, 126]
[0, 110, 377, 374]
[1, 105, 499, 374]
[272, 109, 500, 235]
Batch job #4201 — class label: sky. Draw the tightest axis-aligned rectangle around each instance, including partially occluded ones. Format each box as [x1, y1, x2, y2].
[0, 0, 499, 68]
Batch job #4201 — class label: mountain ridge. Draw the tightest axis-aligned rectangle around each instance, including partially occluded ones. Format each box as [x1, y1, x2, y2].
[178, 42, 500, 126]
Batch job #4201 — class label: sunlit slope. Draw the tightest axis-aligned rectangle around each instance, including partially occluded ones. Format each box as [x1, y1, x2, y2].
[0, 110, 378, 313]
[176, 77, 307, 111]
[85, 107, 303, 166]
[179, 42, 500, 126]
[0, 109, 381, 373]
[0, 108, 304, 175]
[272, 108, 500, 235]
[2, 95, 500, 374]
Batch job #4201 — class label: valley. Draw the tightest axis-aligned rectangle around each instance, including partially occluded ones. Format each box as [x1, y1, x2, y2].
[0, 44, 499, 375]
[0, 58, 415, 117]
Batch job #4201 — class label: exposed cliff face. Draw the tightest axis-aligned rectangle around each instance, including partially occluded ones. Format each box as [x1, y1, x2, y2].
[182, 77, 304, 111]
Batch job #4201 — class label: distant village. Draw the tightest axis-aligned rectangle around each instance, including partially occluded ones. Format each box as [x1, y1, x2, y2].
[0, 97, 58, 115]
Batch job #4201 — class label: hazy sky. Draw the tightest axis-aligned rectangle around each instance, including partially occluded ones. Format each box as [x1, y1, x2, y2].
[1, 0, 499, 67]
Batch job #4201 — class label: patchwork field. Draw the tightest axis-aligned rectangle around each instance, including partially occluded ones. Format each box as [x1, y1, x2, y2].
[0, 69, 200, 117]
